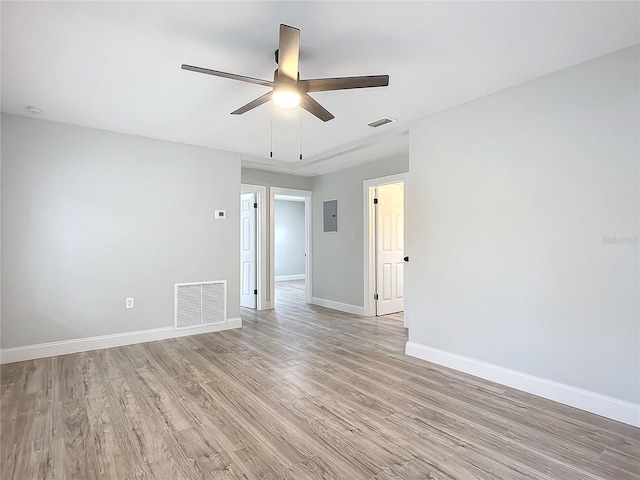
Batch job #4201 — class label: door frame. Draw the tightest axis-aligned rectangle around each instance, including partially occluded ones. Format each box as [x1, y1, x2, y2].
[241, 184, 267, 310]
[270, 187, 313, 305]
[363, 173, 407, 317]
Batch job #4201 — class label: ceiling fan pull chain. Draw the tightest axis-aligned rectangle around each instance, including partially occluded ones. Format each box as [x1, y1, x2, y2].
[299, 108, 303, 161]
[270, 102, 274, 158]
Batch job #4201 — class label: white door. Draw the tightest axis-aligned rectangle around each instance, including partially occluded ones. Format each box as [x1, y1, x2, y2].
[240, 193, 257, 308]
[375, 182, 405, 316]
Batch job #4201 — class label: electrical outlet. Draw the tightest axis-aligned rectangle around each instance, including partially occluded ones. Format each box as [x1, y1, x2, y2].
[126, 297, 134, 309]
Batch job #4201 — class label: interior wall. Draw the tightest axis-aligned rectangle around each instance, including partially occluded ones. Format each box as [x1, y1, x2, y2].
[240, 168, 313, 191]
[1, 114, 241, 348]
[274, 200, 305, 278]
[406, 46, 639, 404]
[311, 154, 409, 309]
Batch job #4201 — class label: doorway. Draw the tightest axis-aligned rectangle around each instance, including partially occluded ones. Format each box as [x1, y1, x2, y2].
[240, 184, 267, 310]
[364, 174, 407, 319]
[240, 192, 257, 308]
[270, 187, 312, 307]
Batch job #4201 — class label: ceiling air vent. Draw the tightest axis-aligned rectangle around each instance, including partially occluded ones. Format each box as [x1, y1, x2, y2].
[367, 117, 396, 128]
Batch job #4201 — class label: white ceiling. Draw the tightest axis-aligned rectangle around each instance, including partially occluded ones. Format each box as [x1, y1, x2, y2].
[2, 2, 638, 176]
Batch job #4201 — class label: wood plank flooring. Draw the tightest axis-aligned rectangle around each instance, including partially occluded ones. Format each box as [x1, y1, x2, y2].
[2, 280, 639, 479]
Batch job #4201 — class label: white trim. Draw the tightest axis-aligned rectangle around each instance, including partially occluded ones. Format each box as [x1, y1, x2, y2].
[0, 318, 243, 365]
[275, 274, 306, 282]
[241, 184, 268, 310]
[270, 187, 313, 306]
[405, 341, 640, 427]
[311, 297, 365, 316]
[274, 194, 305, 202]
[363, 173, 408, 318]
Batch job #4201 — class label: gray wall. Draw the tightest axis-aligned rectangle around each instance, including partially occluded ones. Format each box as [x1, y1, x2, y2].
[1, 114, 241, 348]
[274, 200, 305, 277]
[311, 155, 409, 307]
[406, 46, 639, 403]
[241, 168, 313, 191]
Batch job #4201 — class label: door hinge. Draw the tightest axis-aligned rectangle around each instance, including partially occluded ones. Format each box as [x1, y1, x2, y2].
[373, 198, 378, 204]
[254, 289, 258, 295]
[374, 293, 379, 300]
[253, 202, 258, 209]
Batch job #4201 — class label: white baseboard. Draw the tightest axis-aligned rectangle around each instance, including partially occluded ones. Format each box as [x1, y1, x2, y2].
[405, 341, 640, 427]
[275, 274, 305, 282]
[311, 297, 365, 316]
[0, 318, 242, 365]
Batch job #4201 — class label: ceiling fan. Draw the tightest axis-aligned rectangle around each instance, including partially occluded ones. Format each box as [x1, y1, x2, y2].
[181, 24, 389, 122]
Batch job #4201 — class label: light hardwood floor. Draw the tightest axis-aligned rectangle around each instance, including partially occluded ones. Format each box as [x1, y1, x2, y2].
[2, 280, 639, 479]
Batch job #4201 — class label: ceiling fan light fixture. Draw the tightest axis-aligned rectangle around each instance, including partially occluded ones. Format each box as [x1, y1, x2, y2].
[181, 24, 389, 121]
[272, 89, 300, 109]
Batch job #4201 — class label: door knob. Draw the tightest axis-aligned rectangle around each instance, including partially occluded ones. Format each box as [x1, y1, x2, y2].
[404, 256, 409, 262]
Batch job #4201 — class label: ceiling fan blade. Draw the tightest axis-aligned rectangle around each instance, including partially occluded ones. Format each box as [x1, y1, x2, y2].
[182, 64, 273, 87]
[300, 75, 389, 92]
[277, 24, 300, 82]
[299, 93, 334, 122]
[231, 92, 273, 115]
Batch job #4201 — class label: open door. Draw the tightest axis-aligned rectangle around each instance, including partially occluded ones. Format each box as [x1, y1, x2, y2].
[375, 182, 405, 316]
[270, 187, 313, 307]
[240, 192, 257, 308]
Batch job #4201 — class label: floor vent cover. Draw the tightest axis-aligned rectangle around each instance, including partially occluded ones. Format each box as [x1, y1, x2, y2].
[175, 281, 226, 330]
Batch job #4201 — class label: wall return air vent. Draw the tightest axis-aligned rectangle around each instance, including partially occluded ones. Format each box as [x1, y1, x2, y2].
[175, 281, 226, 330]
[367, 117, 396, 128]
